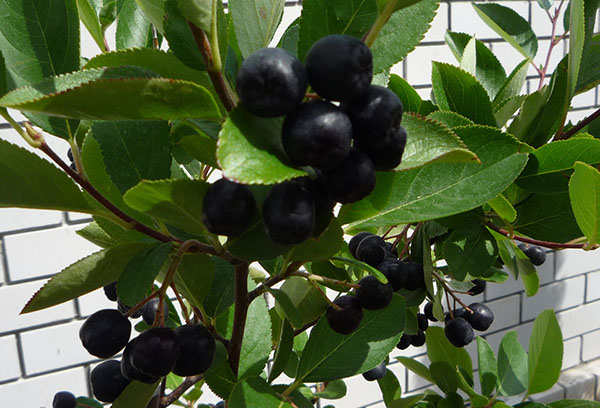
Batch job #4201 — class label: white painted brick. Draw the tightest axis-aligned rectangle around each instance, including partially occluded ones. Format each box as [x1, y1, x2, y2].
[450, 2, 529, 38]
[490, 41, 531, 75]
[582, 330, 600, 361]
[415, 87, 433, 101]
[0, 367, 88, 407]
[270, 4, 301, 47]
[555, 249, 600, 280]
[0, 208, 63, 235]
[485, 273, 525, 301]
[422, 2, 448, 43]
[0, 280, 75, 335]
[568, 108, 599, 125]
[557, 300, 600, 339]
[76, 289, 117, 318]
[484, 321, 534, 353]
[537, 251, 556, 285]
[521, 276, 585, 322]
[559, 366, 597, 400]
[529, 3, 554, 37]
[581, 358, 600, 399]
[0, 128, 68, 166]
[20, 320, 96, 375]
[529, 383, 565, 403]
[563, 337, 582, 370]
[572, 88, 597, 109]
[4, 225, 99, 282]
[529, 39, 566, 77]
[66, 213, 92, 223]
[485, 294, 520, 334]
[405, 44, 456, 85]
[0, 242, 5, 286]
[0, 335, 22, 382]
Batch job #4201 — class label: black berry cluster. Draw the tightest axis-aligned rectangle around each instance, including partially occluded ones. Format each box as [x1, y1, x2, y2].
[518, 243, 547, 266]
[444, 302, 494, 348]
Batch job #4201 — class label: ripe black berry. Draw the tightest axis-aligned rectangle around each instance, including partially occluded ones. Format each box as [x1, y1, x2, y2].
[377, 258, 407, 291]
[519, 244, 546, 266]
[404, 262, 426, 291]
[445, 308, 467, 322]
[411, 330, 426, 347]
[321, 149, 376, 204]
[282, 100, 352, 169]
[397, 334, 413, 350]
[262, 182, 315, 245]
[291, 176, 336, 237]
[130, 327, 180, 377]
[342, 85, 404, 149]
[103, 281, 118, 301]
[444, 317, 475, 348]
[79, 309, 131, 358]
[67, 148, 74, 162]
[469, 279, 486, 295]
[465, 303, 494, 331]
[417, 313, 428, 331]
[172, 325, 216, 376]
[357, 125, 407, 171]
[326, 295, 364, 335]
[305, 34, 372, 102]
[236, 48, 307, 117]
[52, 391, 76, 408]
[121, 338, 160, 384]
[385, 242, 398, 258]
[356, 275, 393, 310]
[202, 178, 256, 237]
[424, 302, 437, 322]
[349, 232, 373, 259]
[362, 361, 386, 381]
[142, 298, 169, 326]
[356, 234, 387, 266]
[90, 360, 131, 403]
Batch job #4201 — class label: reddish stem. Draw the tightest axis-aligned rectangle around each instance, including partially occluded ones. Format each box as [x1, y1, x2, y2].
[486, 221, 587, 249]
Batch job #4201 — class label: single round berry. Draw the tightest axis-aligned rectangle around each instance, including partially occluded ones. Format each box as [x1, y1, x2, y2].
[342, 85, 404, 149]
[519, 244, 546, 266]
[356, 275, 394, 310]
[445, 308, 467, 322]
[444, 317, 475, 348]
[103, 281, 118, 302]
[305, 34, 372, 102]
[465, 303, 494, 331]
[236, 47, 307, 117]
[142, 298, 169, 326]
[172, 325, 216, 376]
[90, 360, 131, 403]
[322, 149, 376, 204]
[79, 309, 131, 358]
[263, 181, 315, 245]
[362, 361, 386, 381]
[349, 232, 374, 259]
[469, 279, 486, 296]
[377, 258, 407, 291]
[356, 235, 387, 267]
[121, 338, 161, 384]
[118, 299, 144, 318]
[357, 125, 407, 171]
[411, 330, 426, 347]
[385, 242, 398, 258]
[397, 334, 413, 350]
[404, 262, 426, 291]
[215, 401, 226, 408]
[130, 327, 180, 377]
[67, 148, 74, 163]
[202, 179, 256, 237]
[417, 313, 429, 331]
[326, 295, 364, 335]
[291, 175, 336, 237]
[282, 100, 352, 169]
[52, 391, 76, 408]
[424, 302, 437, 322]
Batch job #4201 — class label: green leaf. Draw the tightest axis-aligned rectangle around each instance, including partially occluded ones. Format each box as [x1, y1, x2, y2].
[432, 62, 496, 126]
[0, 139, 94, 213]
[389, 74, 422, 113]
[204, 342, 238, 399]
[229, 0, 284, 58]
[287, 218, 343, 262]
[497, 331, 528, 396]
[0, 67, 221, 120]
[444, 31, 472, 60]
[536, 0, 554, 10]
[163, 0, 205, 70]
[268, 319, 294, 383]
[239, 295, 272, 379]
[116, 0, 153, 49]
[75, 396, 103, 408]
[112, 379, 159, 408]
[378, 369, 403, 406]
[375, 0, 428, 14]
[494, 60, 529, 106]
[389, 395, 427, 408]
[217, 107, 307, 184]
[477, 337, 498, 396]
[77, 221, 120, 248]
[576, 34, 600, 94]
[528, 310, 563, 395]
[396, 113, 479, 171]
[443, 225, 499, 281]
[494, 234, 540, 296]
[493, 95, 527, 128]
[430, 361, 459, 393]
[134, 0, 165, 33]
[202, 257, 235, 317]
[459, 37, 507, 100]
[76, 0, 106, 51]
[124, 179, 209, 237]
[426, 326, 473, 377]
[330, 256, 388, 284]
[397, 356, 434, 383]
[568, 0, 585, 97]
[225, 219, 289, 261]
[472, 3, 537, 60]
[296, 294, 405, 382]
[229, 377, 293, 408]
[550, 401, 600, 408]
[171, 123, 219, 168]
[569, 162, 600, 245]
[339, 126, 530, 229]
[488, 194, 517, 223]
[278, 276, 330, 326]
[177, 0, 212, 32]
[269, 288, 304, 329]
[117, 243, 172, 305]
[22, 244, 150, 313]
[313, 379, 347, 399]
[427, 111, 474, 129]
[173, 253, 214, 308]
[371, 0, 438, 74]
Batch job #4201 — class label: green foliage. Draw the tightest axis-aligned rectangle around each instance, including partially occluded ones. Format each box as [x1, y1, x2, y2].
[569, 162, 600, 245]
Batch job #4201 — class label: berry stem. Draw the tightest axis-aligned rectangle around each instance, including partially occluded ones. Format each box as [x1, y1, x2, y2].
[431, 270, 472, 313]
[170, 282, 191, 325]
[363, 0, 397, 47]
[291, 270, 361, 290]
[399, 222, 422, 259]
[161, 375, 203, 407]
[485, 221, 591, 249]
[126, 289, 160, 319]
[228, 262, 250, 375]
[557, 107, 600, 140]
[0, 109, 42, 148]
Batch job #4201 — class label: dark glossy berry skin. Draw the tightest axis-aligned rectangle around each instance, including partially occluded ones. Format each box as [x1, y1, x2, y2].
[91, 360, 132, 403]
[445, 308, 467, 322]
[53, 391, 76, 408]
[444, 317, 475, 348]
[349, 232, 373, 259]
[385, 242, 398, 258]
[465, 303, 494, 331]
[343, 85, 404, 149]
[424, 302, 437, 322]
[356, 235, 387, 267]
[411, 330, 426, 347]
[322, 149, 376, 204]
[357, 125, 407, 171]
[469, 279, 486, 295]
[103, 281, 118, 301]
[79, 309, 131, 358]
[417, 313, 429, 331]
[67, 148, 74, 162]
[397, 334, 413, 350]
[362, 361, 386, 381]
[118, 299, 144, 318]
[519, 244, 546, 266]
[292, 176, 336, 237]
[356, 275, 394, 310]
[236, 48, 307, 117]
[215, 401, 226, 408]
[202, 179, 256, 237]
[326, 295, 364, 335]
[377, 258, 407, 291]
[142, 298, 169, 326]
[404, 262, 426, 291]
[173, 325, 216, 376]
[282, 100, 352, 169]
[121, 338, 161, 384]
[305, 35, 372, 102]
[263, 182, 315, 245]
[130, 327, 180, 377]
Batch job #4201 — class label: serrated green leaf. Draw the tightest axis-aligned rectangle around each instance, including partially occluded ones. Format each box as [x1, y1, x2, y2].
[378, 368, 403, 406]
[569, 162, 600, 245]
[229, 0, 284, 58]
[277, 276, 330, 326]
[230, 377, 293, 408]
[288, 218, 343, 262]
[568, 0, 585, 97]
[375, 0, 427, 14]
[22, 244, 150, 313]
[77, 221, 120, 248]
[268, 319, 294, 383]
[124, 179, 209, 237]
[576, 34, 600, 94]
[112, 378, 159, 408]
[339, 126, 529, 229]
[268, 288, 303, 329]
[239, 295, 272, 379]
[178, 0, 212, 32]
[76, 396, 103, 408]
[426, 326, 473, 377]
[493, 95, 527, 127]
[488, 194, 517, 223]
[313, 379, 347, 400]
[163, 0, 205, 70]
[550, 401, 600, 408]
[430, 361, 459, 393]
[295, 295, 405, 382]
[497, 331, 528, 396]
[444, 31, 472, 60]
[494, 60, 529, 106]
[528, 310, 563, 395]
[444, 225, 498, 281]
[171, 123, 219, 168]
[76, 0, 106, 51]
[202, 257, 235, 317]
[472, 3, 537, 60]
[389, 394, 427, 408]
[204, 342, 238, 399]
[173, 253, 214, 309]
[0, 139, 94, 213]
[217, 107, 307, 185]
[477, 337, 498, 396]
[389, 74, 422, 113]
[427, 111, 474, 129]
[117, 0, 153, 49]
[330, 256, 388, 284]
[134, 0, 165, 33]
[459, 37, 507, 100]
[397, 356, 434, 383]
[494, 234, 539, 296]
[397, 113, 479, 171]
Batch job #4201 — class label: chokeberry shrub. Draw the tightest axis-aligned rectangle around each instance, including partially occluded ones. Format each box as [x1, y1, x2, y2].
[1, 0, 599, 407]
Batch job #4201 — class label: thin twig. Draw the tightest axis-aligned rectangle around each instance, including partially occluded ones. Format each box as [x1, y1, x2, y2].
[557, 107, 600, 140]
[486, 221, 590, 249]
[432, 270, 472, 313]
[228, 263, 250, 375]
[293, 318, 320, 337]
[161, 375, 203, 407]
[170, 282, 191, 324]
[248, 261, 304, 301]
[398, 222, 422, 259]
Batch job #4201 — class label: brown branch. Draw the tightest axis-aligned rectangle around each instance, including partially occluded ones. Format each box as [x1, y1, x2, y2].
[170, 282, 191, 325]
[228, 263, 249, 375]
[557, 107, 600, 140]
[161, 375, 203, 407]
[486, 221, 588, 249]
[293, 317, 320, 337]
